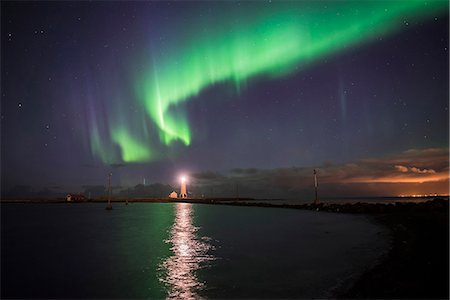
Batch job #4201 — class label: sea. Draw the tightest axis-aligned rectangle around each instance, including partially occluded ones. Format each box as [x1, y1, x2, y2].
[235, 196, 439, 205]
[1, 202, 389, 299]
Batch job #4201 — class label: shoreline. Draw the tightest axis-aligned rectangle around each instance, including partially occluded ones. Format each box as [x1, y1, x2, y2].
[340, 208, 449, 299]
[0, 195, 445, 205]
[1, 198, 448, 298]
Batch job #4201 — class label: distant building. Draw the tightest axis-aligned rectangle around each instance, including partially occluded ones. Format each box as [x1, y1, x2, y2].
[169, 191, 178, 199]
[66, 194, 86, 202]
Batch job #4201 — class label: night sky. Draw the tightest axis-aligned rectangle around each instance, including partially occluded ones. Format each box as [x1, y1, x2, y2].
[1, 1, 449, 199]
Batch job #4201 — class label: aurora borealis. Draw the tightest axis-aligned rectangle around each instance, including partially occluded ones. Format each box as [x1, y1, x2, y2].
[1, 1, 449, 197]
[134, 0, 445, 157]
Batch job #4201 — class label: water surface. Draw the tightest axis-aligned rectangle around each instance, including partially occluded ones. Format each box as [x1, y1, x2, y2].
[1, 202, 388, 298]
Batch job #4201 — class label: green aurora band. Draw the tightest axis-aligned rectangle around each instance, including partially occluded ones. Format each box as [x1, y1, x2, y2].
[92, 1, 447, 163]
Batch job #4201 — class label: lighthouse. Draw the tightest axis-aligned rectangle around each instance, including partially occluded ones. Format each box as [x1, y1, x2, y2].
[180, 176, 187, 198]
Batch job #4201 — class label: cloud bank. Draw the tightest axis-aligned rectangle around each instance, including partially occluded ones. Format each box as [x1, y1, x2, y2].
[190, 148, 449, 200]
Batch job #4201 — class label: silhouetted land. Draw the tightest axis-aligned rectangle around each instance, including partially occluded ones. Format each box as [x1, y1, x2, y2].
[1, 197, 447, 298]
[340, 202, 449, 299]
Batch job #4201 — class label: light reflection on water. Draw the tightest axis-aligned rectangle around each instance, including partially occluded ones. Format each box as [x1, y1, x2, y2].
[159, 203, 216, 299]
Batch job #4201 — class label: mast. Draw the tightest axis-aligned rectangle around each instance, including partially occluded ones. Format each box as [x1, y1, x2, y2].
[106, 172, 112, 210]
[313, 169, 319, 205]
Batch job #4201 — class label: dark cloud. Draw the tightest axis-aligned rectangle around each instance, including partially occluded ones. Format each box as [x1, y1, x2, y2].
[231, 168, 260, 175]
[191, 171, 225, 181]
[118, 183, 174, 198]
[188, 148, 449, 199]
[3, 185, 67, 198]
[342, 148, 448, 184]
[110, 163, 127, 169]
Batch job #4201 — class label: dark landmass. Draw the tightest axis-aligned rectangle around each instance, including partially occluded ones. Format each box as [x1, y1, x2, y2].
[340, 203, 449, 299]
[0, 197, 447, 299]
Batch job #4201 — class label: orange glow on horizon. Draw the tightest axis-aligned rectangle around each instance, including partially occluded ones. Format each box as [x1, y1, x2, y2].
[346, 171, 449, 184]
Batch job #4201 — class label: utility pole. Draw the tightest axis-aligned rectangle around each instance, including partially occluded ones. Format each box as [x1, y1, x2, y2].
[235, 182, 239, 200]
[106, 172, 112, 210]
[313, 169, 319, 205]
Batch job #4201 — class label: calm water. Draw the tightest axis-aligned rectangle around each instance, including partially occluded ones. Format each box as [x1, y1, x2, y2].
[239, 196, 436, 205]
[1, 203, 388, 299]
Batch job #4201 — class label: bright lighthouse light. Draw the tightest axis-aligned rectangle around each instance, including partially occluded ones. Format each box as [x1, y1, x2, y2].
[179, 175, 188, 199]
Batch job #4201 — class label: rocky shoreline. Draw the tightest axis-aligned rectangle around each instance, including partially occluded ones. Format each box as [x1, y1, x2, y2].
[341, 204, 449, 299]
[187, 197, 449, 214]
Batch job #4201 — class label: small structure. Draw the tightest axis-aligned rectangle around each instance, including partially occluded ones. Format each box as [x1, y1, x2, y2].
[66, 194, 86, 202]
[169, 191, 178, 199]
[180, 176, 187, 198]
